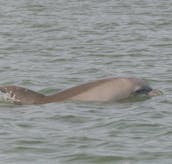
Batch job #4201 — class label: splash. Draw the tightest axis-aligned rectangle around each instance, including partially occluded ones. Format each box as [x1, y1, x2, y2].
[0, 91, 20, 104]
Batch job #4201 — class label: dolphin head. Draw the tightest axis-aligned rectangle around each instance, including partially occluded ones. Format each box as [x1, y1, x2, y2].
[129, 78, 162, 97]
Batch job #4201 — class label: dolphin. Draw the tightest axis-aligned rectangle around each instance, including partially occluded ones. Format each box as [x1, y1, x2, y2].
[0, 77, 161, 105]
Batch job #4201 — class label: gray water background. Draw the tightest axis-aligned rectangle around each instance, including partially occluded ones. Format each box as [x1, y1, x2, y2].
[0, 0, 172, 163]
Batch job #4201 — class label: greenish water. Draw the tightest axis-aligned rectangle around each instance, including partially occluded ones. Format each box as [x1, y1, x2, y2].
[0, 0, 172, 163]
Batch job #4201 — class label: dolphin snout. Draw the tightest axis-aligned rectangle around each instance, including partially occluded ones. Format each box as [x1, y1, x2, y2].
[148, 89, 162, 97]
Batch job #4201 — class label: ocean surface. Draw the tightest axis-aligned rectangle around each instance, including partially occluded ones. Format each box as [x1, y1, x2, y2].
[0, 0, 172, 163]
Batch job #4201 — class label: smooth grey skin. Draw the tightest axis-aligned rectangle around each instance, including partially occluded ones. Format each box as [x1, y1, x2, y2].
[0, 77, 161, 105]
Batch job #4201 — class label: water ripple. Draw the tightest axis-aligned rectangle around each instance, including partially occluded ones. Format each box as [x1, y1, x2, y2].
[0, 0, 172, 163]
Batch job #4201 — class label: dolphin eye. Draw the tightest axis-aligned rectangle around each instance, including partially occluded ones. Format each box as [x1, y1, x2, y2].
[135, 86, 152, 94]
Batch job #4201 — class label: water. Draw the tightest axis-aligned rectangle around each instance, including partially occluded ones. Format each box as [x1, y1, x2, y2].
[0, 0, 172, 163]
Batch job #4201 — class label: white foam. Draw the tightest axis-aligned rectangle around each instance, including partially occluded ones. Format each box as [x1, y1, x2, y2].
[0, 92, 20, 104]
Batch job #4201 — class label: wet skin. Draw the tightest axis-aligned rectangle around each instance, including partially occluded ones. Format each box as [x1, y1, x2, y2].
[0, 77, 162, 105]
